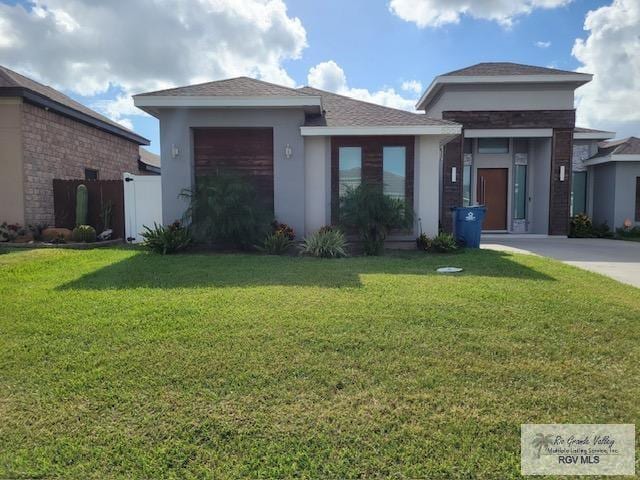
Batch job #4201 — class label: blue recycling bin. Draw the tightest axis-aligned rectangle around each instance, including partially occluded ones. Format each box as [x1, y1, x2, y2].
[453, 206, 486, 248]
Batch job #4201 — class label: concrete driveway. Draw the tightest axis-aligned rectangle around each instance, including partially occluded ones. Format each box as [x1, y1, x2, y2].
[481, 236, 640, 288]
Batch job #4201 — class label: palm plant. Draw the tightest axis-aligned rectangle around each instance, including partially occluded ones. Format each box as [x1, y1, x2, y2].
[531, 433, 554, 459]
[339, 183, 413, 255]
[180, 174, 272, 249]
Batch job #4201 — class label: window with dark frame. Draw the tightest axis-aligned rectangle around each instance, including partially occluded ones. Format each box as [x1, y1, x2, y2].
[477, 138, 509, 154]
[382, 146, 406, 201]
[338, 147, 362, 197]
[84, 168, 99, 180]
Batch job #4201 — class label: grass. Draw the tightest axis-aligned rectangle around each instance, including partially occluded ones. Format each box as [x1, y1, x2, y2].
[1, 247, 639, 478]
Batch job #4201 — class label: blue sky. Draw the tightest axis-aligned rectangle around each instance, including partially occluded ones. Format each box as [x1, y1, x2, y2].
[1, 0, 638, 154]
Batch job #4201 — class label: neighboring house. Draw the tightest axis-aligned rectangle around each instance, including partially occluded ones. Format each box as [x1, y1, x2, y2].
[133, 62, 634, 239]
[0, 65, 149, 226]
[138, 147, 161, 175]
[582, 137, 640, 229]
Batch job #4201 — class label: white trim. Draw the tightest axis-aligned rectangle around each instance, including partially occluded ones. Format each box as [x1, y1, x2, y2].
[464, 128, 553, 138]
[574, 131, 616, 140]
[583, 153, 640, 166]
[416, 72, 592, 110]
[133, 95, 323, 109]
[300, 125, 461, 136]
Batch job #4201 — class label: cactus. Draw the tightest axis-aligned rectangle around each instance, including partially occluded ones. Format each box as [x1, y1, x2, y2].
[75, 184, 88, 226]
[72, 225, 97, 243]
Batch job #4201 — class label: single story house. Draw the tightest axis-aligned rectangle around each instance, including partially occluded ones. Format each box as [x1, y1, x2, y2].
[581, 136, 640, 228]
[134, 62, 637, 239]
[0, 65, 150, 226]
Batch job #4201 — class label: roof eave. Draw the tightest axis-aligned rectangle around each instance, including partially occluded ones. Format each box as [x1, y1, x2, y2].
[133, 94, 323, 112]
[416, 73, 593, 111]
[300, 125, 462, 136]
[0, 87, 149, 145]
[574, 131, 616, 140]
[583, 153, 640, 166]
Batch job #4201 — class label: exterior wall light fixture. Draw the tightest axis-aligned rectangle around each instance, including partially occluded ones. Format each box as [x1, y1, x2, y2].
[284, 143, 293, 160]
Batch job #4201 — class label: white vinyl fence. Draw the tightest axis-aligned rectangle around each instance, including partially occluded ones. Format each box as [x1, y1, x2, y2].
[123, 173, 162, 243]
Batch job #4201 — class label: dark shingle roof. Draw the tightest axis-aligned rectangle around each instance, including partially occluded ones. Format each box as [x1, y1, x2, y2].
[299, 86, 456, 128]
[0, 65, 148, 144]
[598, 137, 640, 156]
[442, 62, 581, 77]
[136, 76, 317, 97]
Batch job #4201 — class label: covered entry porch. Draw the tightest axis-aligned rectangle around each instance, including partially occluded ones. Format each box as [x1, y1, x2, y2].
[461, 129, 564, 234]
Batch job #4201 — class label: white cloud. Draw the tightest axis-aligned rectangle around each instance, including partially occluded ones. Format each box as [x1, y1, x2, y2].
[389, 0, 572, 28]
[0, 0, 307, 122]
[573, 0, 640, 131]
[116, 118, 134, 131]
[535, 40, 552, 48]
[401, 80, 423, 94]
[307, 61, 417, 111]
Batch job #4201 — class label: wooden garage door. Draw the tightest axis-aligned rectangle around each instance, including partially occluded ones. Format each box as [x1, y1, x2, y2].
[193, 127, 274, 211]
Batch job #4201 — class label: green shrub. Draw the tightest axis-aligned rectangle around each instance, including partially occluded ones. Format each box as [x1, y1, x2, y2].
[616, 225, 640, 238]
[27, 223, 48, 241]
[569, 214, 612, 238]
[0, 223, 19, 242]
[259, 231, 294, 255]
[141, 221, 191, 255]
[180, 174, 271, 249]
[569, 213, 593, 237]
[300, 228, 348, 258]
[417, 232, 459, 253]
[339, 184, 413, 256]
[72, 225, 97, 243]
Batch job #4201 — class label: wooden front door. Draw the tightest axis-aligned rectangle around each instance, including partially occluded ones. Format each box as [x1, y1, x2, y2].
[477, 168, 508, 230]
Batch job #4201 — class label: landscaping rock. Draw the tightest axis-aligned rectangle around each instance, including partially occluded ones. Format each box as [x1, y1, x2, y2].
[98, 229, 113, 241]
[42, 228, 73, 242]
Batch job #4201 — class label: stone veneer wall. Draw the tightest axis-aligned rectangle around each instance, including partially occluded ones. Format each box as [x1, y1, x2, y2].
[21, 102, 139, 225]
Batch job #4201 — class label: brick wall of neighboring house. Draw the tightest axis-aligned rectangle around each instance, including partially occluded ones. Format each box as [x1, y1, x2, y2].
[21, 102, 139, 225]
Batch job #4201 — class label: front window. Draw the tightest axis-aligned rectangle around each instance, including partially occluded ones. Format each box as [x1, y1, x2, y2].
[478, 138, 509, 154]
[338, 147, 361, 196]
[513, 165, 527, 220]
[571, 171, 587, 216]
[382, 146, 406, 201]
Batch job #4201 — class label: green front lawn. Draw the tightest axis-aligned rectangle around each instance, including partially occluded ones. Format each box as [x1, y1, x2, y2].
[1, 248, 639, 478]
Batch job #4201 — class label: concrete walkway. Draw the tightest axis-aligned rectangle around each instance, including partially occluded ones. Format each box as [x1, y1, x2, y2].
[481, 236, 640, 288]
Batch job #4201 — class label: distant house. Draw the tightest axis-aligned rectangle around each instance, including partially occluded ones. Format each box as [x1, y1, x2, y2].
[0, 65, 150, 226]
[581, 136, 640, 228]
[138, 147, 161, 175]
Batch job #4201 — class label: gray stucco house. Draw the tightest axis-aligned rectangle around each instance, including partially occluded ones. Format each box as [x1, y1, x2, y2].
[134, 62, 639, 240]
